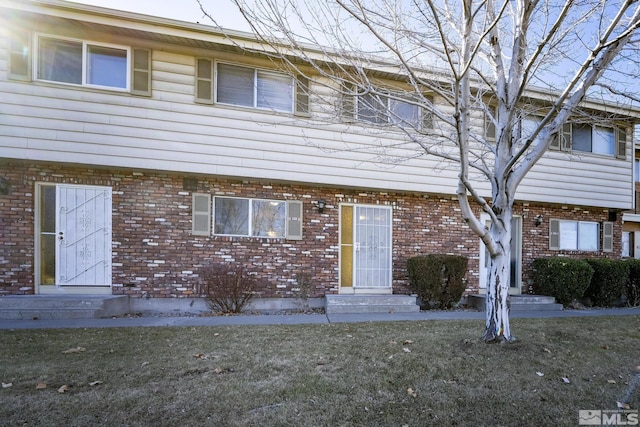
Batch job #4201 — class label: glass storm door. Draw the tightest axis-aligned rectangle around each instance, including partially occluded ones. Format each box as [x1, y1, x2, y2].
[479, 214, 522, 294]
[340, 205, 392, 293]
[38, 184, 112, 289]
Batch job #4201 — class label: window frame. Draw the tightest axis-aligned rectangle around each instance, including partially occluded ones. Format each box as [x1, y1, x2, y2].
[214, 61, 295, 113]
[34, 33, 131, 91]
[355, 91, 423, 129]
[213, 196, 290, 238]
[549, 219, 612, 252]
[550, 122, 626, 159]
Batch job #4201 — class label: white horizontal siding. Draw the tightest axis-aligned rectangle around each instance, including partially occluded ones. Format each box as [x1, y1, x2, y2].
[0, 40, 633, 210]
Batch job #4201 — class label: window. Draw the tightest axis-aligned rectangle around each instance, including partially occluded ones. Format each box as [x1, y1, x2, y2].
[14, 33, 151, 95]
[634, 157, 640, 182]
[549, 219, 613, 252]
[37, 36, 129, 89]
[201, 196, 302, 239]
[195, 59, 309, 115]
[216, 63, 293, 112]
[551, 122, 626, 159]
[356, 93, 421, 128]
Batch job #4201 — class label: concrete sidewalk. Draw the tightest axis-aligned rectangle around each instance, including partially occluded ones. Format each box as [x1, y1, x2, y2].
[1, 306, 639, 329]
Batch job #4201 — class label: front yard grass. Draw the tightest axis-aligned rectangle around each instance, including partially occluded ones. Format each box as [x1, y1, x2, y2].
[1, 316, 639, 426]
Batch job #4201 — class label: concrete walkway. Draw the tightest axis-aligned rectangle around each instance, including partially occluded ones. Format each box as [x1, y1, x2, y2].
[1, 306, 639, 329]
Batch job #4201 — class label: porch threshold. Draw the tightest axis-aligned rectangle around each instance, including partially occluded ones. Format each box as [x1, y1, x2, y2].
[467, 294, 564, 312]
[325, 294, 419, 314]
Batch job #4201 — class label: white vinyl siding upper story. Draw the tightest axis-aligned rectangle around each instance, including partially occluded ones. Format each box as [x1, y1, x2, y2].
[0, 2, 635, 210]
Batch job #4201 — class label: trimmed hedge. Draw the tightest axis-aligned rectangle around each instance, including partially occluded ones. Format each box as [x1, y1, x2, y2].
[584, 258, 629, 307]
[407, 254, 468, 309]
[626, 259, 640, 307]
[532, 257, 593, 306]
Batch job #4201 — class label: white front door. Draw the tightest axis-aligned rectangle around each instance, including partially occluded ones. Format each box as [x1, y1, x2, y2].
[479, 214, 522, 295]
[340, 204, 392, 294]
[37, 184, 112, 293]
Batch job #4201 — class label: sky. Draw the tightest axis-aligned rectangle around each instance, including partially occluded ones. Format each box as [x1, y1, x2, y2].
[66, 0, 254, 31]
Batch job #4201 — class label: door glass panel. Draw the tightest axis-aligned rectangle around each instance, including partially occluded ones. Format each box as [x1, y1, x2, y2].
[39, 186, 56, 285]
[340, 205, 354, 288]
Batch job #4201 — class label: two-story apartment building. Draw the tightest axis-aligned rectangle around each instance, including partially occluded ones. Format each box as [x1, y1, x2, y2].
[1, 0, 638, 313]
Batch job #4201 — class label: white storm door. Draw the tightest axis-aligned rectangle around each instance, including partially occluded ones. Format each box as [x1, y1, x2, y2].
[478, 214, 521, 294]
[56, 185, 112, 286]
[354, 205, 392, 289]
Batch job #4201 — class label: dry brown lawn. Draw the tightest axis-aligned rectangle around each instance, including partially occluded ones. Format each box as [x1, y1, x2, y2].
[0, 316, 639, 426]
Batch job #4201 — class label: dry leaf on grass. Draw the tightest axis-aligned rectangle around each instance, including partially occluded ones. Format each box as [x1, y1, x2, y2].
[89, 381, 103, 387]
[2, 382, 12, 389]
[536, 372, 544, 377]
[58, 385, 69, 393]
[607, 379, 617, 384]
[617, 401, 631, 410]
[403, 340, 414, 345]
[35, 382, 47, 390]
[62, 347, 86, 354]
[402, 348, 411, 353]
[562, 377, 570, 384]
[193, 353, 207, 360]
[407, 387, 417, 398]
[213, 368, 223, 375]
[543, 348, 552, 354]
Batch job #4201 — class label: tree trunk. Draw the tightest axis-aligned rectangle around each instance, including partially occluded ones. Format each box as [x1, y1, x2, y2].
[482, 217, 513, 343]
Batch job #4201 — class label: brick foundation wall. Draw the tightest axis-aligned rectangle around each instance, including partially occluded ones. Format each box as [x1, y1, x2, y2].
[0, 160, 622, 297]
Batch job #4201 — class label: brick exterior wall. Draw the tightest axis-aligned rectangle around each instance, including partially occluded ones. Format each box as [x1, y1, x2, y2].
[0, 160, 622, 298]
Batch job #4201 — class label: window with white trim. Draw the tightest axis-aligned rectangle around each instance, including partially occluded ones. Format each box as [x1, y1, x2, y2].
[216, 63, 294, 113]
[36, 35, 130, 90]
[209, 196, 302, 239]
[551, 123, 626, 159]
[549, 219, 613, 252]
[356, 92, 423, 129]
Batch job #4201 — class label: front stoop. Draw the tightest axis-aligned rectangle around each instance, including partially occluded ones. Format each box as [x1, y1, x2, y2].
[325, 295, 420, 314]
[0, 295, 130, 320]
[467, 294, 563, 312]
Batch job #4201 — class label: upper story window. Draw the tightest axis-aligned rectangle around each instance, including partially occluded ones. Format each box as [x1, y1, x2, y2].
[36, 35, 129, 90]
[357, 93, 420, 128]
[217, 63, 293, 112]
[551, 122, 626, 159]
[342, 84, 432, 130]
[195, 59, 309, 116]
[8, 30, 151, 96]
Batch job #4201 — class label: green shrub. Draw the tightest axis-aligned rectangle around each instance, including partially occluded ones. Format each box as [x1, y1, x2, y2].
[407, 254, 468, 309]
[584, 259, 629, 307]
[199, 263, 258, 313]
[625, 259, 640, 307]
[532, 257, 593, 306]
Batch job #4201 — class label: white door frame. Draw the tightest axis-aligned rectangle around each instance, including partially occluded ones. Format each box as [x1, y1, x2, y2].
[339, 204, 393, 295]
[478, 213, 522, 295]
[35, 183, 113, 294]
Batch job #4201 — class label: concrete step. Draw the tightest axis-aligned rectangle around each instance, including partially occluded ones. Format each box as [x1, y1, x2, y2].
[325, 295, 419, 314]
[467, 294, 563, 312]
[0, 295, 130, 320]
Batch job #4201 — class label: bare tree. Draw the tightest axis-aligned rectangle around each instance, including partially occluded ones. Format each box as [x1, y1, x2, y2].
[200, 0, 640, 342]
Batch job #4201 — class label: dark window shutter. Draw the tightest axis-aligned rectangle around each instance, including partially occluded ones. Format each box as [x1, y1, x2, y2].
[286, 200, 303, 240]
[603, 221, 614, 252]
[9, 29, 31, 81]
[131, 48, 151, 96]
[616, 127, 627, 160]
[295, 75, 310, 116]
[195, 58, 214, 104]
[549, 219, 560, 250]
